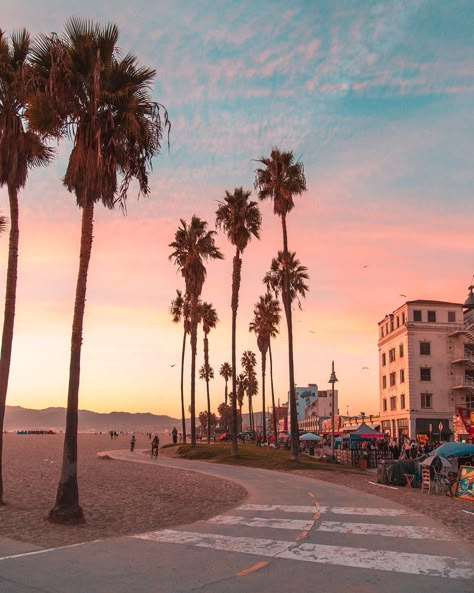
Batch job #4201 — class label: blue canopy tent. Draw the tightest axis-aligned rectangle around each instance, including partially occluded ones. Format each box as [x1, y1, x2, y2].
[428, 442, 474, 459]
[300, 432, 322, 441]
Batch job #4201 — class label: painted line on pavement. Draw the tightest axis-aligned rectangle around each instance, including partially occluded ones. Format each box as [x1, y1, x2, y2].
[0, 539, 103, 562]
[368, 481, 399, 490]
[238, 504, 419, 516]
[237, 561, 268, 576]
[132, 529, 474, 580]
[208, 515, 313, 531]
[317, 521, 457, 540]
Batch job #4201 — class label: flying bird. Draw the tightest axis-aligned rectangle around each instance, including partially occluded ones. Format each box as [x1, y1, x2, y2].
[362, 366, 369, 370]
[400, 294, 407, 298]
[363, 265, 369, 268]
[170, 364, 176, 367]
[309, 330, 316, 334]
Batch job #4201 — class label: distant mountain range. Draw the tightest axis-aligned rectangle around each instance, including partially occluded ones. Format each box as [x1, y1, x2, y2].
[4, 406, 182, 433]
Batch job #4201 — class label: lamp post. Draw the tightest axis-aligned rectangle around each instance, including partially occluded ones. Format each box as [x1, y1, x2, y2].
[328, 360, 338, 460]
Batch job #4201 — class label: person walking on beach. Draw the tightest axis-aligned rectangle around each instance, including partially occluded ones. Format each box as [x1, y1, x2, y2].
[130, 434, 136, 452]
[151, 434, 159, 458]
[172, 426, 178, 444]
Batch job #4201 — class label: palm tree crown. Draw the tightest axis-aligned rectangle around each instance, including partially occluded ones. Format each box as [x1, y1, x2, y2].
[169, 216, 223, 298]
[215, 187, 261, 253]
[28, 18, 169, 208]
[220, 362, 232, 382]
[200, 301, 219, 336]
[254, 147, 306, 218]
[263, 252, 309, 309]
[249, 293, 281, 350]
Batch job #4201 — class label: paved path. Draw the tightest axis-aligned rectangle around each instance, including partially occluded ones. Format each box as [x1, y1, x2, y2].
[0, 449, 473, 593]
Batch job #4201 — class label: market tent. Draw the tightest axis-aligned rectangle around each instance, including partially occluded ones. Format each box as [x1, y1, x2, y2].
[428, 442, 474, 459]
[300, 432, 322, 441]
[347, 422, 384, 439]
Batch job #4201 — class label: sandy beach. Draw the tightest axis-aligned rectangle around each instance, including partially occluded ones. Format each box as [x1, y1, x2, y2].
[0, 433, 246, 549]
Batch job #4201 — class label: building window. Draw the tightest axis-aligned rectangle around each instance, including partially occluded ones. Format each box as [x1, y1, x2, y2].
[390, 396, 397, 411]
[413, 310, 422, 322]
[400, 369, 405, 383]
[396, 316, 400, 328]
[383, 399, 387, 412]
[427, 310, 436, 322]
[382, 376, 387, 389]
[386, 322, 389, 334]
[382, 352, 386, 366]
[466, 396, 474, 410]
[402, 312, 406, 324]
[390, 372, 396, 387]
[389, 348, 396, 363]
[421, 393, 432, 409]
[448, 311, 456, 322]
[382, 419, 390, 431]
[400, 393, 405, 409]
[399, 343, 404, 358]
[390, 318, 394, 331]
[381, 327, 384, 338]
[420, 367, 431, 381]
[420, 342, 431, 355]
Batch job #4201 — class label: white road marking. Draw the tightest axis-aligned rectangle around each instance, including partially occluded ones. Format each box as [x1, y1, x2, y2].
[238, 504, 419, 517]
[132, 529, 474, 580]
[0, 539, 103, 562]
[317, 521, 456, 540]
[208, 515, 314, 530]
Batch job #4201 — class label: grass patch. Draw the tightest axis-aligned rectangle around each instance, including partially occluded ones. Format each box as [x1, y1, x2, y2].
[160, 443, 179, 450]
[176, 444, 362, 474]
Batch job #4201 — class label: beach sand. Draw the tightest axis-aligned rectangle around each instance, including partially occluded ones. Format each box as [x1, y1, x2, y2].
[0, 433, 246, 549]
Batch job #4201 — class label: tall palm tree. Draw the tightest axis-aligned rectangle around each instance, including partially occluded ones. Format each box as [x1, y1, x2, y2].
[241, 350, 257, 433]
[216, 188, 261, 456]
[0, 29, 54, 505]
[255, 148, 306, 460]
[28, 19, 169, 523]
[249, 293, 281, 442]
[235, 373, 247, 432]
[170, 289, 190, 444]
[169, 216, 223, 447]
[199, 362, 214, 443]
[200, 301, 218, 444]
[219, 362, 232, 407]
[264, 251, 309, 452]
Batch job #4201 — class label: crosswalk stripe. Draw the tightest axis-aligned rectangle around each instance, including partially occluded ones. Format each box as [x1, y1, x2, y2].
[238, 504, 419, 516]
[317, 521, 456, 540]
[132, 529, 474, 580]
[208, 515, 314, 530]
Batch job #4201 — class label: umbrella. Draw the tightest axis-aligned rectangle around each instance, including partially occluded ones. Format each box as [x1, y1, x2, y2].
[300, 432, 322, 441]
[421, 455, 453, 470]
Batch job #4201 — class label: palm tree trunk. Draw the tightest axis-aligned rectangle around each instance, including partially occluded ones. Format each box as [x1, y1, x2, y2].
[224, 378, 228, 407]
[261, 350, 267, 442]
[0, 184, 19, 505]
[281, 214, 299, 461]
[230, 250, 242, 456]
[49, 201, 94, 523]
[190, 294, 198, 447]
[204, 334, 211, 444]
[269, 341, 278, 447]
[180, 327, 187, 444]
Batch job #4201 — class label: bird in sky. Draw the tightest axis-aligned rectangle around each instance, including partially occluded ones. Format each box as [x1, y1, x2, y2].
[362, 366, 369, 370]
[400, 294, 407, 298]
[363, 265, 369, 268]
[170, 364, 176, 367]
[309, 330, 316, 334]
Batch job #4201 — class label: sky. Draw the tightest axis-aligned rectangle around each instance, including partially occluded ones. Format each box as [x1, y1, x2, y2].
[1, 0, 473, 419]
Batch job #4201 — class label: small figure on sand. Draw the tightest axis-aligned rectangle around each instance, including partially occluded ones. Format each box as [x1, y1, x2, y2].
[151, 434, 159, 458]
[172, 426, 178, 444]
[130, 434, 136, 452]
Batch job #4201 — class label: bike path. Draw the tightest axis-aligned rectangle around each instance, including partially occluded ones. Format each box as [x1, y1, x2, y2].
[0, 449, 472, 593]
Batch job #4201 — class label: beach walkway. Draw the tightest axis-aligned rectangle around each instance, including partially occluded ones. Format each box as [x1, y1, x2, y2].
[0, 449, 472, 593]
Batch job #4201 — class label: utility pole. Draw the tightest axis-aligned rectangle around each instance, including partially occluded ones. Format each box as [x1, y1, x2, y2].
[328, 360, 338, 460]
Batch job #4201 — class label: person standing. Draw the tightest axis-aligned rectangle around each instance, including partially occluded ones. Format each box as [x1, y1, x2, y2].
[151, 435, 159, 458]
[172, 426, 178, 444]
[130, 434, 136, 452]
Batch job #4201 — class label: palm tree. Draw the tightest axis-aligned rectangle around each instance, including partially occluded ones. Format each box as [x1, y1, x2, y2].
[249, 293, 281, 443]
[199, 362, 214, 443]
[215, 187, 261, 456]
[264, 251, 309, 452]
[241, 350, 257, 433]
[200, 302, 218, 444]
[255, 147, 306, 460]
[169, 216, 223, 447]
[0, 29, 54, 505]
[219, 362, 232, 407]
[28, 19, 169, 523]
[170, 289, 190, 444]
[235, 373, 247, 432]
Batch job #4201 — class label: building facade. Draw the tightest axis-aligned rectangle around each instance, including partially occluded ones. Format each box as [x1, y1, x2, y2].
[297, 387, 339, 433]
[378, 286, 474, 442]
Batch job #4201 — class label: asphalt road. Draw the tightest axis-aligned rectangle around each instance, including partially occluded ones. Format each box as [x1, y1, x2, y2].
[0, 449, 473, 593]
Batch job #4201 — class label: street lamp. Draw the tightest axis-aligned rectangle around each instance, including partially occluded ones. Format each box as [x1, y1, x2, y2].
[328, 360, 338, 460]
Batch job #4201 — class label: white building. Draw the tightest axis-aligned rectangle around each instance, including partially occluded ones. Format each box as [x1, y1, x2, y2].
[378, 285, 474, 442]
[296, 384, 339, 433]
